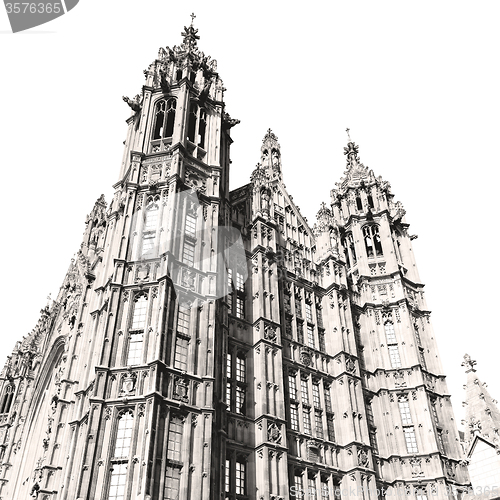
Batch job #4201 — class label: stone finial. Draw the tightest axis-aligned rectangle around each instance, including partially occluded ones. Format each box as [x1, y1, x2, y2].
[462, 353, 477, 373]
[344, 141, 361, 169]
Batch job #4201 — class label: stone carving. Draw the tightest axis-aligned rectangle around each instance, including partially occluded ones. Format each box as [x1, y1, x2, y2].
[358, 448, 369, 467]
[121, 372, 137, 394]
[267, 423, 282, 444]
[346, 357, 356, 373]
[300, 348, 312, 367]
[173, 377, 189, 402]
[123, 94, 142, 113]
[184, 169, 207, 193]
[410, 456, 423, 477]
[264, 324, 277, 342]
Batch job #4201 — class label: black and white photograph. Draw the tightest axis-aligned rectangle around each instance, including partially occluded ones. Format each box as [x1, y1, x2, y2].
[1, 2, 499, 499]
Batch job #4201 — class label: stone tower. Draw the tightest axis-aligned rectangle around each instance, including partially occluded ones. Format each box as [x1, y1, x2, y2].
[0, 23, 471, 500]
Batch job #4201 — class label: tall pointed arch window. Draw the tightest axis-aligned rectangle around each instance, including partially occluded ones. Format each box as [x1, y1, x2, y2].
[363, 225, 383, 257]
[226, 348, 247, 415]
[127, 294, 147, 365]
[225, 453, 247, 498]
[114, 410, 134, 458]
[166, 415, 183, 461]
[356, 194, 363, 211]
[385, 320, 402, 368]
[142, 198, 159, 258]
[367, 193, 375, 209]
[152, 98, 176, 141]
[342, 232, 357, 267]
[187, 103, 207, 149]
[108, 410, 134, 500]
[173, 302, 191, 371]
[0, 385, 14, 414]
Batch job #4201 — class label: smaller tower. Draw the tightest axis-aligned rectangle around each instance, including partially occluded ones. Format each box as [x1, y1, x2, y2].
[461, 354, 500, 491]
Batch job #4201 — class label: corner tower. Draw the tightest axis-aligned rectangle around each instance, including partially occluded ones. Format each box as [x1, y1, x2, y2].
[0, 22, 239, 500]
[327, 137, 470, 497]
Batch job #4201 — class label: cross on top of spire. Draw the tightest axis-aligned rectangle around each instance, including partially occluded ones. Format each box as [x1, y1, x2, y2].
[181, 15, 200, 51]
[346, 128, 352, 142]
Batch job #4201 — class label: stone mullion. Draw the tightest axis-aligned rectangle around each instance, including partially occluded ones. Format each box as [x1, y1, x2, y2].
[347, 378, 359, 443]
[114, 296, 133, 368]
[66, 420, 87, 500]
[200, 412, 213, 498]
[274, 350, 285, 421]
[76, 405, 102, 500]
[188, 412, 202, 500]
[137, 88, 154, 153]
[151, 406, 168, 500]
[174, 81, 190, 148]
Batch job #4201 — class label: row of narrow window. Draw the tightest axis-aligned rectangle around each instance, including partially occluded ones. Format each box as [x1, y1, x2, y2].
[0, 385, 14, 414]
[343, 225, 383, 268]
[293, 472, 341, 500]
[226, 351, 246, 415]
[227, 269, 245, 319]
[142, 202, 198, 262]
[126, 294, 192, 371]
[384, 320, 427, 370]
[108, 410, 186, 500]
[288, 375, 335, 442]
[355, 193, 375, 212]
[107, 400, 430, 500]
[287, 296, 325, 351]
[152, 98, 207, 149]
[111, 411, 248, 498]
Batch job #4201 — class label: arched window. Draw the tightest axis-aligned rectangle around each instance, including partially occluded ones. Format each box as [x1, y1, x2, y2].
[108, 410, 134, 500]
[367, 194, 374, 209]
[131, 294, 147, 330]
[127, 294, 147, 365]
[114, 411, 134, 458]
[153, 101, 165, 140]
[187, 103, 198, 143]
[142, 199, 159, 258]
[187, 103, 207, 149]
[363, 225, 383, 257]
[167, 415, 183, 461]
[152, 98, 176, 141]
[198, 109, 207, 148]
[342, 232, 357, 267]
[356, 195, 363, 211]
[0, 385, 14, 414]
[384, 321, 396, 344]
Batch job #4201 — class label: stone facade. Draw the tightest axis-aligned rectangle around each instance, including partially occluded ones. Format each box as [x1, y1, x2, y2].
[0, 23, 471, 500]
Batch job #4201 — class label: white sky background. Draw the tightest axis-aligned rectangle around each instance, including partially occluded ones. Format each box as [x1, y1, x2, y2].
[1, 1, 499, 431]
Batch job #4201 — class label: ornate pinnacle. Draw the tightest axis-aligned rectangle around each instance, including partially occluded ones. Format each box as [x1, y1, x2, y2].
[462, 353, 477, 373]
[344, 141, 360, 169]
[181, 23, 200, 52]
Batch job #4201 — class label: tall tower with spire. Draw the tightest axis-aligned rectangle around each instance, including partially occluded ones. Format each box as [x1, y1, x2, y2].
[0, 23, 471, 500]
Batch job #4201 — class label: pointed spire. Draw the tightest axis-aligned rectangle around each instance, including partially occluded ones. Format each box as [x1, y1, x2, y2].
[462, 354, 500, 451]
[259, 129, 282, 181]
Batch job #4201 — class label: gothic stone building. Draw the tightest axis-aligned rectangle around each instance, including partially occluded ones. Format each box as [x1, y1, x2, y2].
[0, 24, 471, 500]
